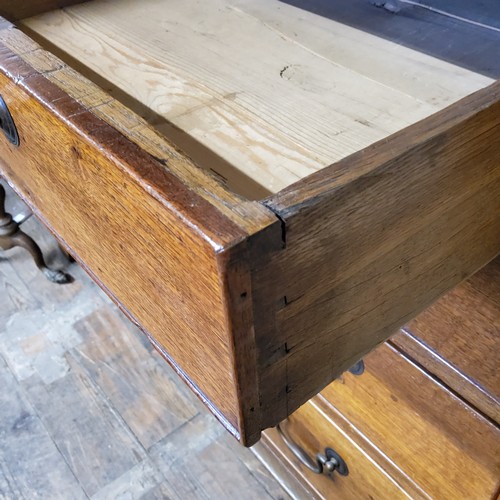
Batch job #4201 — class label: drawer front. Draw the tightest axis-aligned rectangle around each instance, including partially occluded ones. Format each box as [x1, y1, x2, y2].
[392, 257, 500, 423]
[1, 14, 499, 450]
[319, 344, 500, 498]
[0, 22, 275, 445]
[262, 343, 500, 499]
[263, 404, 411, 499]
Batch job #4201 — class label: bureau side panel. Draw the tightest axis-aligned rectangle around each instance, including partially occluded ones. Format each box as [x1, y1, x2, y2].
[259, 81, 500, 426]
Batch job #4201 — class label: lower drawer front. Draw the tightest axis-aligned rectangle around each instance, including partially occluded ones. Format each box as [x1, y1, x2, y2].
[264, 404, 410, 499]
[392, 257, 500, 423]
[263, 343, 500, 499]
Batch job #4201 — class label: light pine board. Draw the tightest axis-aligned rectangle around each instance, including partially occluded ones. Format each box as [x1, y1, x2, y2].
[22, 0, 493, 196]
[0, 198, 289, 500]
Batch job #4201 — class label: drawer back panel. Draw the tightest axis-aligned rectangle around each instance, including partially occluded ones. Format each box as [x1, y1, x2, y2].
[0, 1, 89, 21]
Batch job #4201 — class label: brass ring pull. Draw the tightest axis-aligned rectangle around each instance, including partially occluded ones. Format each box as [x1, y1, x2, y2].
[0, 95, 20, 147]
[276, 420, 349, 476]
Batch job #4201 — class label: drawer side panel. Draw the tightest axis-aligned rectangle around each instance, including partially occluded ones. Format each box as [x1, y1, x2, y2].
[260, 81, 500, 427]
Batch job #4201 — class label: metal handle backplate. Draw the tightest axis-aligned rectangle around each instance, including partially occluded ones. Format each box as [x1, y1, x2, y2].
[0, 95, 20, 147]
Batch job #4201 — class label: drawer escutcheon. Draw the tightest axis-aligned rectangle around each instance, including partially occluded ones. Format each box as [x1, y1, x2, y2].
[0, 95, 20, 147]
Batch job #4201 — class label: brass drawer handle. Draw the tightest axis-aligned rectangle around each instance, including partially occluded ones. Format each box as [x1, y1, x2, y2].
[0, 95, 20, 147]
[276, 419, 349, 476]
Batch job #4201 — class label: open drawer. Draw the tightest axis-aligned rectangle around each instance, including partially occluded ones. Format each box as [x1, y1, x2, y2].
[0, 0, 498, 446]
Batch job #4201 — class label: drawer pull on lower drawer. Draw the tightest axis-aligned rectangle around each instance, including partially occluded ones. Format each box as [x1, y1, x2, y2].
[276, 420, 349, 476]
[0, 95, 20, 147]
[348, 359, 365, 376]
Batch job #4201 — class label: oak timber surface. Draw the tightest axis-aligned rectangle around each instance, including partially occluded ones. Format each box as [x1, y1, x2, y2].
[0, 41, 272, 444]
[317, 345, 500, 499]
[22, 0, 492, 196]
[261, 342, 500, 499]
[258, 81, 500, 427]
[257, 260, 500, 499]
[393, 257, 500, 423]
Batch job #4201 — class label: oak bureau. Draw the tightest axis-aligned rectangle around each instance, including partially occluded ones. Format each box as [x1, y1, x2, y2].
[0, 2, 498, 485]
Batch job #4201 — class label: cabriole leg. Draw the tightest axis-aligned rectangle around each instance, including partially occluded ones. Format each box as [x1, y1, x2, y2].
[0, 183, 71, 284]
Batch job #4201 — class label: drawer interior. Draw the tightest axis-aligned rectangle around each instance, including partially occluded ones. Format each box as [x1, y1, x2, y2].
[17, 0, 497, 200]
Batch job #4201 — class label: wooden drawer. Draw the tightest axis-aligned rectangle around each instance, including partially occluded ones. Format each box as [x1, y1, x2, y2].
[261, 343, 500, 499]
[0, 1, 499, 445]
[262, 401, 411, 499]
[392, 257, 500, 423]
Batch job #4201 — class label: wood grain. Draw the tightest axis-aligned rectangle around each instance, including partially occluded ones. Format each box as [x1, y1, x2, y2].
[23, 356, 148, 497]
[318, 344, 500, 498]
[0, 21, 275, 229]
[261, 341, 500, 499]
[391, 257, 500, 423]
[263, 404, 413, 499]
[22, 0, 491, 195]
[0, 217, 290, 499]
[259, 81, 500, 427]
[72, 308, 200, 450]
[148, 411, 289, 500]
[251, 437, 318, 500]
[0, 5, 498, 447]
[0, 25, 279, 445]
[283, 0, 500, 79]
[0, 355, 86, 499]
[0, 1, 88, 21]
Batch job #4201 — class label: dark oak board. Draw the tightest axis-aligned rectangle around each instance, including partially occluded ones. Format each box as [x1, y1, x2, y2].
[0, 1, 89, 21]
[0, 6, 498, 446]
[259, 81, 500, 427]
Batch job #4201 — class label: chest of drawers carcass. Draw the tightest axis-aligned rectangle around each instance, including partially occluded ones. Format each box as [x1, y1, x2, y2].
[0, 0, 498, 447]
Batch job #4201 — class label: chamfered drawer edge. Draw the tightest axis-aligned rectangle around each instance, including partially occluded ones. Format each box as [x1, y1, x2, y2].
[1, 14, 499, 448]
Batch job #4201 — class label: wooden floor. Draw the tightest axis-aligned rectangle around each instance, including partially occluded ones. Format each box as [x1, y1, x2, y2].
[0, 194, 289, 499]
